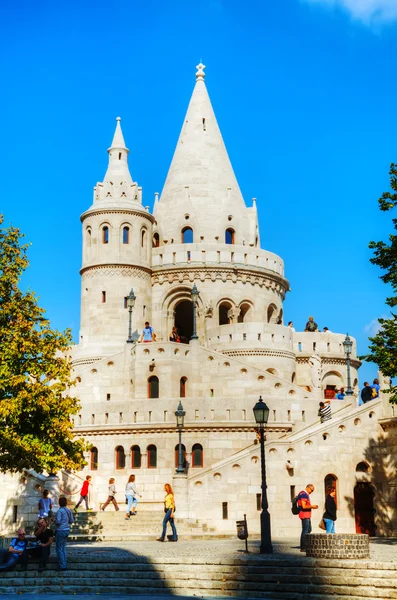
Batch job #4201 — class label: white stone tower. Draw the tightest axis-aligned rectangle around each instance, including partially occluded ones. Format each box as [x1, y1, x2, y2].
[78, 118, 154, 356]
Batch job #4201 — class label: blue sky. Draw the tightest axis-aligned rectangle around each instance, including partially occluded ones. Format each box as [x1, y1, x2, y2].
[1, 0, 397, 385]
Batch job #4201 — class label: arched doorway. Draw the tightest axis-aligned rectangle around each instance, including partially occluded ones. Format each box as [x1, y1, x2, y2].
[324, 474, 337, 507]
[354, 483, 376, 536]
[174, 300, 193, 343]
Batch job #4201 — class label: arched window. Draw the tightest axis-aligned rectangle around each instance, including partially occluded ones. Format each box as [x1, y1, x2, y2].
[174, 444, 187, 468]
[356, 461, 370, 473]
[148, 376, 159, 399]
[131, 445, 141, 468]
[219, 302, 232, 325]
[123, 226, 129, 244]
[267, 304, 277, 323]
[141, 229, 146, 248]
[324, 474, 338, 506]
[102, 226, 109, 244]
[153, 233, 160, 248]
[180, 377, 187, 398]
[181, 227, 193, 243]
[90, 447, 98, 470]
[192, 443, 203, 468]
[225, 228, 235, 244]
[147, 444, 157, 468]
[86, 228, 92, 247]
[238, 302, 252, 323]
[116, 445, 125, 469]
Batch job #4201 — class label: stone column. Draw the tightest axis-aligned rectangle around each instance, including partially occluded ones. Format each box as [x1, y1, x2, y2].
[172, 473, 189, 519]
[45, 474, 60, 510]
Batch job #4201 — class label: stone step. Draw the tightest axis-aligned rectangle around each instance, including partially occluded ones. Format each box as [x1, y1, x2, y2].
[0, 553, 396, 599]
[68, 532, 233, 541]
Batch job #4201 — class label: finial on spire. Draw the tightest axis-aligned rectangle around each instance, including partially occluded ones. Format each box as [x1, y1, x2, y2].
[196, 62, 206, 81]
[116, 116, 121, 122]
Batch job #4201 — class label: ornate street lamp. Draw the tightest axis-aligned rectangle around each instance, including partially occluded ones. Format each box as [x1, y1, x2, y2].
[126, 288, 136, 343]
[342, 333, 354, 395]
[191, 283, 199, 340]
[175, 401, 186, 474]
[253, 396, 273, 554]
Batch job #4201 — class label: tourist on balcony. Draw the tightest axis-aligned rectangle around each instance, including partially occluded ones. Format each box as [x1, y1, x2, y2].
[323, 486, 337, 534]
[125, 474, 142, 519]
[336, 387, 345, 399]
[101, 478, 119, 511]
[304, 317, 318, 332]
[0, 529, 29, 571]
[361, 382, 373, 404]
[139, 321, 156, 343]
[55, 496, 74, 571]
[287, 321, 295, 332]
[169, 327, 181, 342]
[157, 483, 178, 542]
[323, 326, 332, 333]
[297, 484, 318, 552]
[318, 400, 332, 423]
[372, 378, 380, 398]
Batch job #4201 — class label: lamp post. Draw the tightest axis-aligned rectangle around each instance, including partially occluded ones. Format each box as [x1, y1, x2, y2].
[191, 283, 199, 340]
[342, 333, 354, 395]
[175, 401, 186, 473]
[126, 288, 136, 343]
[253, 396, 273, 554]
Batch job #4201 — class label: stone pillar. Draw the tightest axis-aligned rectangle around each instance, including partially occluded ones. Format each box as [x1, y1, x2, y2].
[45, 474, 60, 510]
[172, 473, 189, 518]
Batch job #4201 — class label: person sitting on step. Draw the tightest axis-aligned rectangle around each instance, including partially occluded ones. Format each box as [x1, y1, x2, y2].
[33, 518, 54, 572]
[0, 529, 29, 571]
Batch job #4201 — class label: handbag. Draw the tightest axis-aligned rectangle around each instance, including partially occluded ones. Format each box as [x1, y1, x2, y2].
[318, 518, 326, 531]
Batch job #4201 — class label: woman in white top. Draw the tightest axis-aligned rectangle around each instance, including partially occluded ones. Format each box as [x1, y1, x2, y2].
[125, 474, 141, 520]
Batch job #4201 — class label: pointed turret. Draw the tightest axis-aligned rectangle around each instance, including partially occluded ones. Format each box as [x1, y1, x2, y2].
[87, 117, 142, 210]
[109, 116, 128, 150]
[155, 64, 254, 246]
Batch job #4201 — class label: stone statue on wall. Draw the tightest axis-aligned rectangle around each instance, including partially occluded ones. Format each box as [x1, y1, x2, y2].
[308, 352, 323, 389]
[205, 300, 213, 318]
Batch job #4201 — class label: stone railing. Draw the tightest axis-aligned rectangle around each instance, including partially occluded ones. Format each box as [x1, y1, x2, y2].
[293, 332, 358, 358]
[152, 243, 284, 276]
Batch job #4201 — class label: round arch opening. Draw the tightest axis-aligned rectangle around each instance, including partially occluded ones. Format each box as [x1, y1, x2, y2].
[174, 300, 193, 343]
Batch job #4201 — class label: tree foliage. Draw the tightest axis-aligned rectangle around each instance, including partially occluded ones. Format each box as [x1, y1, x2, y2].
[0, 215, 87, 473]
[362, 163, 397, 403]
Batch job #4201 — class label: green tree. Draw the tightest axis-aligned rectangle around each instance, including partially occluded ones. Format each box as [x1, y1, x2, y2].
[0, 215, 87, 473]
[363, 163, 397, 404]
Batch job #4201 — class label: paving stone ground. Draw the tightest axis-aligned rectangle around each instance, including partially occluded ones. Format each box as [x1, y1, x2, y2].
[63, 536, 397, 562]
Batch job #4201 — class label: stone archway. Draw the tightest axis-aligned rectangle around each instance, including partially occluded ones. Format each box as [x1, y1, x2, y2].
[354, 482, 376, 536]
[174, 300, 193, 343]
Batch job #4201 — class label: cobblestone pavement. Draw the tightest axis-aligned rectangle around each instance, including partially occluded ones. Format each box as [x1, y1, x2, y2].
[0, 596, 266, 600]
[63, 537, 397, 562]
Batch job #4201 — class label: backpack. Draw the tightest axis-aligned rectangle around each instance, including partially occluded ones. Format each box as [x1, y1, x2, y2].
[291, 495, 300, 515]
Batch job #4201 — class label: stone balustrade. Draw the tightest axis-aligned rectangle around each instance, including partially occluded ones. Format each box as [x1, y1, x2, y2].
[293, 332, 358, 358]
[152, 243, 284, 275]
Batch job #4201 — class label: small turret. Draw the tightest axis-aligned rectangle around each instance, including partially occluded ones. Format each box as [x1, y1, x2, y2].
[91, 117, 142, 209]
[78, 117, 153, 352]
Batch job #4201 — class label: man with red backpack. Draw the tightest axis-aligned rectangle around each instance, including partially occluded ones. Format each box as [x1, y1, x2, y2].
[297, 484, 318, 552]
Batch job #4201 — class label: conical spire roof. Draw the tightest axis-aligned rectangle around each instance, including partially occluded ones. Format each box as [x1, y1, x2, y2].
[155, 64, 253, 245]
[85, 117, 143, 212]
[109, 116, 128, 151]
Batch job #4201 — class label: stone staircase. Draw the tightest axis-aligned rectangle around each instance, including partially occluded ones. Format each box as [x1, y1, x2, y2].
[0, 552, 396, 598]
[69, 510, 220, 541]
